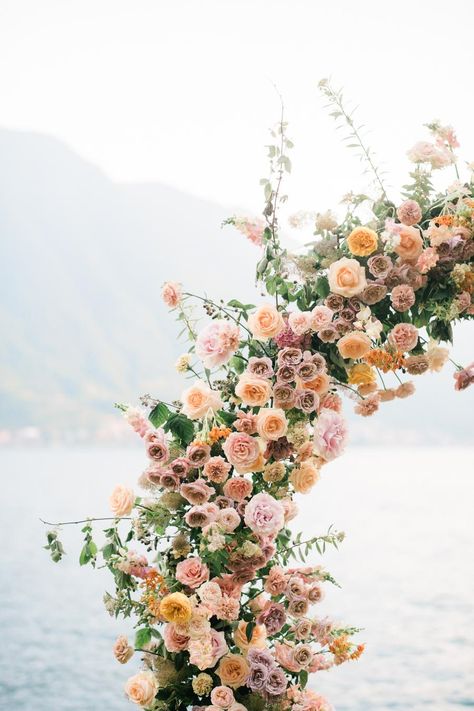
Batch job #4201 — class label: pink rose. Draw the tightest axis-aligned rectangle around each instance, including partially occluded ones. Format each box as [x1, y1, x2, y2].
[163, 623, 189, 652]
[313, 409, 348, 461]
[310, 305, 334, 331]
[176, 556, 210, 589]
[233, 410, 258, 434]
[161, 281, 182, 308]
[181, 381, 223, 420]
[274, 642, 301, 673]
[210, 629, 230, 665]
[109, 485, 135, 517]
[218, 507, 241, 532]
[180, 479, 214, 505]
[288, 311, 312, 335]
[185, 505, 214, 528]
[244, 492, 285, 537]
[264, 566, 288, 596]
[223, 432, 260, 472]
[196, 320, 240, 368]
[203, 456, 231, 483]
[210, 686, 235, 709]
[223, 477, 253, 502]
[187, 442, 212, 467]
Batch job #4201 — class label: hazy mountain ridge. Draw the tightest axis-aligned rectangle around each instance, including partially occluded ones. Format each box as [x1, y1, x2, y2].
[0, 129, 472, 443]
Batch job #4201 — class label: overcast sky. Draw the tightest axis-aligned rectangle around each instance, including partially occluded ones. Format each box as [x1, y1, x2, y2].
[1, 0, 474, 214]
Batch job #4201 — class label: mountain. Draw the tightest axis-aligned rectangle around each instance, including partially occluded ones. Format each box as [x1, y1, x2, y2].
[0, 129, 472, 444]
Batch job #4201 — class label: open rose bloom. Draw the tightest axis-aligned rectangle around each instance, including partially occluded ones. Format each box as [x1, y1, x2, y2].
[45, 89, 472, 711]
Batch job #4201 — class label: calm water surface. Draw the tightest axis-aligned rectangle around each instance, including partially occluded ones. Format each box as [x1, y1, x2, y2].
[0, 447, 473, 711]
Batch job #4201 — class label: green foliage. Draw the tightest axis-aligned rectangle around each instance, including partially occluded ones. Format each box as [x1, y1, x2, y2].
[44, 530, 65, 563]
[163, 413, 195, 446]
[149, 402, 171, 428]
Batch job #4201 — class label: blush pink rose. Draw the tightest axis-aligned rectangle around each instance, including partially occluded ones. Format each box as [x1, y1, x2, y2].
[313, 408, 348, 461]
[244, 492, 285, 537]
[310, 305, 334, 331]
[203, 456, 232, 483]
[181, 381, 223, 420]
[196, 320, 241, 368]
[109, 485, 135, 517]
[210, 686, 235, 709]
[163, 623, 190, 652]
[223, 477, 253, 502]
[388, 323, 419, 352]
[176, 556, 210, 589]
[218, 507, 241, 532]
[223, 432, 260, 472]
[288, 311, 312, 335]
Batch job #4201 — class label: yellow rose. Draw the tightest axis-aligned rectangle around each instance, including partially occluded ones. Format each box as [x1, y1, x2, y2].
[256, 408, 288, 441]
[328, 257, 367, 297]
[216, 653, 250, 689]
[234, 620, 267, 652]
[337, 332, 372, 360]
[290, 461, 320, 494]
[124, 671, 158, 707]
[109, 485, 135, 517]
[248, 304, 285, 340]
[159, 592, 192, 625]
[235, 374, 272, 407]
[348, 363, 376, 386]
[347, 226, 378, 256]
[394, 226, 423, 260]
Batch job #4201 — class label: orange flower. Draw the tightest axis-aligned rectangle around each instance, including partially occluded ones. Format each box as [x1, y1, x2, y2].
[350, 643, 365, 661]
[347, 226, 378, 257]
[364, 349, 405, 373]
[208, 426, 232, 444]
[434, 215, 454, 226]
[329, 634, 352, 665]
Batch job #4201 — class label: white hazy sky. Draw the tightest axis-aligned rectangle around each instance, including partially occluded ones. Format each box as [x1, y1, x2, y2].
[1, 0, 474, 213]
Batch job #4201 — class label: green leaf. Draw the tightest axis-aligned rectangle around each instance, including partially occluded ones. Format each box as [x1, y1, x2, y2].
[164, 413, 195, 446]
[149, 402, 171, 428]
[135, 628, 152, 648]
[300, 669, 309, 688]
[246, 621, 255, 643]
[79, 544, 91, 566]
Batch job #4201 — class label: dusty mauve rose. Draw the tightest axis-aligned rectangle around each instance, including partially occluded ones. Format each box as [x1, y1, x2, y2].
[235, 373, 272, 407]
[163, 623, 190, 652]
[296, 389, 319, 414]
[328, 257, 367, 297]
[113, 636, 134, 664]
[292, 643, 314, 668]
[161, 281, 182, 308]
[170, 457, 191, 478]
[405, 354, 430, 375]
[318, 324, 339, 342]
[246, 662, 269, 691]
[176, 556, 209, 589]
[453, 362, 474, 391]
[397, 263, 425, 291]
[159, 469, 181, 490]
[276, 364, 297, 383]
[180, 479, 214, 505]
[273, 383, 297, 410]
[391, 284, 416, 312]
[203, 456, 231, 483]
[233, 410, 258, 434]
[397, 199, 422, 226]
[265, 667, 288, 696]
[185, 505, 214, 528]
[257, 601, 287, 635]
[223, 476, 253, 502]
[244, 492, 285, 537]
[297, 360, 319, 381]
[247, 356, 274, 379]
[313, 409, 348, 461]
[360, 282, 387, 305]
[223, 432, 260, 472]
[181, 381, 222, 420]
[256, 408, 288, 441]
[196, 320, 240, 368]
[337, 332, 372, 360]
[124, 671, 158, 707]
[288, 598, 309, 617]
[324, 293, 344, 311]
[277, 347, 303, 366]
[109, 485, 135, 517]
[264, 436, 294, 461]
[388, 323, 419, 352]
[367, 254, 393, 279]
[186, 443, 211, 467]
[248, 304, 285, 341]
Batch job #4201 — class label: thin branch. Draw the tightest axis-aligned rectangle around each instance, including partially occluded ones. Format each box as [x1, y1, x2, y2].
[40, 516, 131, 527]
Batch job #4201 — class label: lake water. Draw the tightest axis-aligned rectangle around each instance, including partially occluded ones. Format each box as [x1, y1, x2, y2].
[0, 446, 473, 711]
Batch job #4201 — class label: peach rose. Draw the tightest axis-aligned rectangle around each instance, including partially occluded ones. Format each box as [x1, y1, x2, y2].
[234, 620, 267, 652]
[211, 686, 235, 709]
[223, 432, 261, 472]
[394, 226, 423, 260]
[256, 408, 288, 441]
[161, 281, 182, 308]
[235, 374, 272, 407]
[248, 304, 285, 340]
[124, 671, 158, 707]
[347, 226, 378, 257]
[176, 556, 210, 589]
[223, 476, 253, 501]
[109, 485, 135, 517]
[181, 381, 222, 420]
[290, 461, 320, 494]
[328, 257, 367, 297]
[337, 332, 372, 360]
[216, 654, 250, 689]
[160, 592, 193, 625]
[113, 635, 134, 664]
[303, 372, 330, 396]
[163, 623, 190, 652]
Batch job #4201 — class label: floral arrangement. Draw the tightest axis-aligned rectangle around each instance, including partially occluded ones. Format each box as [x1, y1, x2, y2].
[44, 79, 473, 711]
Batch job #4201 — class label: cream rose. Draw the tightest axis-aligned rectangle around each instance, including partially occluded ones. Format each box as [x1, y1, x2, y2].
[181, 381, 222, 420]
[248, 304, 285, 340]
[256, 408, 288, 441]
[124, 671, 158, 707]
[328, 257, 367, 297]
[109, 485, 135, 517]
[235, 374, 272, 407]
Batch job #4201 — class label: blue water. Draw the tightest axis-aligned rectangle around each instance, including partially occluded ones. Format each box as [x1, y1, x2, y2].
[0, 446, 473, 710]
